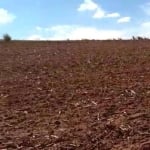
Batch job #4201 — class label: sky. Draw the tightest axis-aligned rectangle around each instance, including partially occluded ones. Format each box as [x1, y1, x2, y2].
[0, 0, 150, 40]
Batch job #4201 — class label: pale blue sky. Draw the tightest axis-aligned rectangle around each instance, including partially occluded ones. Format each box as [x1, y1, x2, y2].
[0, 0, 150, 40]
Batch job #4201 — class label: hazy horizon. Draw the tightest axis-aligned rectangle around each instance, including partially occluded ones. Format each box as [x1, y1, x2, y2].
[0, 0, 150, 40]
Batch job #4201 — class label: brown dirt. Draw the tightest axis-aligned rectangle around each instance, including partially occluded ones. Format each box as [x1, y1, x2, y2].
[0, 40, 150, 150]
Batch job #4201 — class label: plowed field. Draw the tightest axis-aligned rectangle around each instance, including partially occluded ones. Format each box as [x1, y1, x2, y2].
[0, 40, 150, 150]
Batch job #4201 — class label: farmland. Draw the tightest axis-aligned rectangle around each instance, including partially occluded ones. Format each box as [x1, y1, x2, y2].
[0, 40, 150, 149]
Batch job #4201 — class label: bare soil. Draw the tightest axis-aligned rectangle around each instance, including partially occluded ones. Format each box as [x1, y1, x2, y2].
[0, 40, 150, 150]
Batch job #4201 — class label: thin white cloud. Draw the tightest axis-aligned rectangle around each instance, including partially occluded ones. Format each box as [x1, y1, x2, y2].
[117, 17, 131, 23]
[35, 26, 43, 31]
[77, 0, 98, 11]
[78, 0, 122, 20]
[67, 27, 124, 40]
[0, 8, 16, 24]
[133, 23, 150, 38]
[93, 11, 121, 19]
[27, 25, 127, 40]
[141, 2, 150, 15]
[135, 23, 150, 37]
[141, 21, 150, 27]
[28, 23, 150, 40]
[27, 34, 45, 40]
[106, 12, 120, 18]
[93, 8, 105, 19]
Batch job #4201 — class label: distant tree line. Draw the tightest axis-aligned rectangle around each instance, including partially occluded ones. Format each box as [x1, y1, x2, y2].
[81, 36, 150, 41]
[0, 33, 150, 41]
[109, 36, 150, 41]
[131, 36, 150, 40]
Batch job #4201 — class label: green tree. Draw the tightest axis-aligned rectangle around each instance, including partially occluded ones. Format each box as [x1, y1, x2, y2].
[3, 33, 12, 42]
